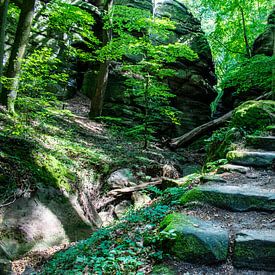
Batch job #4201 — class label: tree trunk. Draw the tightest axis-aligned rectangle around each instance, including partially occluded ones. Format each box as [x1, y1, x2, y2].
[0, 0, 36, 114]
[239, 5, 251, 58]
[0, 0, 9, 95]
[89, 0, 113, 118]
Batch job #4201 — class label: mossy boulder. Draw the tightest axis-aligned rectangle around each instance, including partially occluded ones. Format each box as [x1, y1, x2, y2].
[159, 213, 229, 264]
[231, 100, 275, 132]
[233, 230, 275, 271]
[180, 184, 275, 212]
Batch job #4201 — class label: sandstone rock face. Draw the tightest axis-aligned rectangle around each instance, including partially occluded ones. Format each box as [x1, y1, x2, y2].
[91, 0, 217, 136]
[252, 8, 275, 56]
[0, 188, 94, 260]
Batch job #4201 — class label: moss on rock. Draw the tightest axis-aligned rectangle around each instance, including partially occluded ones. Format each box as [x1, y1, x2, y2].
[231, 100, 275, 131]
[180, 185, 275, 212]
[159, 213, 229, 264]
[233, 230, 275, 271]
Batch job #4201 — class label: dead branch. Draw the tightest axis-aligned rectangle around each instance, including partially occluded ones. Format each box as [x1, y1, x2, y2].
[107, 179, 162, 197]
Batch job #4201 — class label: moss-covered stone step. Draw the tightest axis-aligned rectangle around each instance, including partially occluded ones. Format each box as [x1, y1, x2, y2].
[159, 213, 229, 264]
[227, 150, 275, 167]
[233, 230, 275, 271]
[180, 184, 275, 212]
[246, 136, 275, 151]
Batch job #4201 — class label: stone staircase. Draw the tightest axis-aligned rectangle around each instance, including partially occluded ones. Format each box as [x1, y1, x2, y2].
[160, 136, 275, 273]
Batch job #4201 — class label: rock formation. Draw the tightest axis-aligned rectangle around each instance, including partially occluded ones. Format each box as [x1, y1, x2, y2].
[83, 0, 217, 136]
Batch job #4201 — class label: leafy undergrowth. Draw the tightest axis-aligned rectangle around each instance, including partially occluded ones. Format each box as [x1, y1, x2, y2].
[40, 187, 187, 275]
[0, 94, 184, 203]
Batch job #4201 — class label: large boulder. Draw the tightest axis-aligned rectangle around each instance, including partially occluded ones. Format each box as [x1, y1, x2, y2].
[84, 0, 216, 136]
[0, 188, 95, 260]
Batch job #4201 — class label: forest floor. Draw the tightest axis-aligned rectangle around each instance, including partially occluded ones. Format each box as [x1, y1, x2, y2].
[2, 95, 274, 275]
[1, 94, 200, 274]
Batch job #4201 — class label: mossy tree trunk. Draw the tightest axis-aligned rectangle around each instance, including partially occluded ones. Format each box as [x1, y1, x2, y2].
[89, 0, 113, 118]
[0, 0, 36, 114]
[0, 0, 9, 95]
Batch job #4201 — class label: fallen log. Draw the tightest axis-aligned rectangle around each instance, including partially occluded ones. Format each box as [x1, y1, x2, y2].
[170, 92, 272, 149]
[170, 111, 233, 149]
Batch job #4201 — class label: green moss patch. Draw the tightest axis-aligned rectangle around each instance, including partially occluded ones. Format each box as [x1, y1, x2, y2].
[233, 230, 275, 271]
[159, 213, 229, 264]
[231, 100, 275, 131]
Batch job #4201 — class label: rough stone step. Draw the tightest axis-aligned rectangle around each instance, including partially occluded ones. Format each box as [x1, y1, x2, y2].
[227, 150, 275, 167]
[233, 229, 275, 271]
[159, 213, 229, 264]
[217, 164, 250, 174]
[180, 184, 275, 212]
[246, 136, 275, 151]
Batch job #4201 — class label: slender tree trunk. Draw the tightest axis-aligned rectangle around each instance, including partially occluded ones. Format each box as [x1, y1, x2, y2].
[0, 0, 9, 95]
[239, 6, 251, 58]
[0, 0, 36, 114]
[89, 0, 113, 118]
[143, 74, 150, 150]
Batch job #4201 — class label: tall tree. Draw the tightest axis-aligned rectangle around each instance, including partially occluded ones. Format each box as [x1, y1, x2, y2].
[0, 0, 36, 114]
[89, 0, 113, 118]
[0, 0, 9, 94]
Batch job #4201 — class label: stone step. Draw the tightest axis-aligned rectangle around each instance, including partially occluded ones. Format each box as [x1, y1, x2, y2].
[180, 184, 275, 212]
[233, 229, 275, 271]
[159, 213, 229, 264]
[217, 164, 250, 174]
[246, 136, 275, 151]
[227, 150, 275, 167]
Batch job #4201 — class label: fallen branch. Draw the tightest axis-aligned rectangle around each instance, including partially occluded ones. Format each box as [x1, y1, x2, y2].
[170, 92, 272, 149]
[107, 179, 162, 197]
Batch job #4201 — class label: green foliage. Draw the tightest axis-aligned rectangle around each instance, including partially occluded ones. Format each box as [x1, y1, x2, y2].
[45, 0, 98, 49]
[182, 0, 272, 78]
[41, 201, 180, 274]
[19, 48, 69, 97]
[203, 159, 228, 173]
[222, 55, 274, 94]
[97, 5, 198, 147]
[206, 127, 240, 161]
